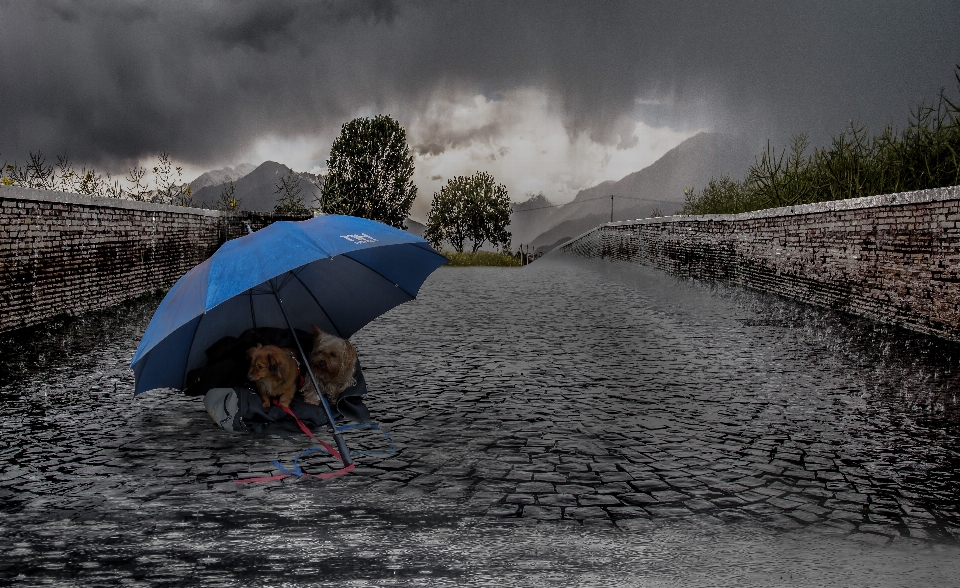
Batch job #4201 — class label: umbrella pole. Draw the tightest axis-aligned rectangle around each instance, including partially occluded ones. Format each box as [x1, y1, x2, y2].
[272, 291, 354, 466]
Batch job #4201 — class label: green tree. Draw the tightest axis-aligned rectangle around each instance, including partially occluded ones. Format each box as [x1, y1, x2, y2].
[425, 177, 469, 252]
[319, 114, 416, 228]
[425, 171, 512, 253]
[465, 171, 511, 252]
[273, 172, 310, 216]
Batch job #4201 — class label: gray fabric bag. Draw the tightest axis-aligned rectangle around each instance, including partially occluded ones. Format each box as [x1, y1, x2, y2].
[203, 359, 370, 435]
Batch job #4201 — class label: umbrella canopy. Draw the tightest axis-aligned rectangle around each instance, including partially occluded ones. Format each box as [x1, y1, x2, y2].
[131, 215, 447, 395]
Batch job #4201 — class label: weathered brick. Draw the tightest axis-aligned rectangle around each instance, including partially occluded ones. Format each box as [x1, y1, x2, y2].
[0, 185, 308, 332]
[562, 185, 960, 341]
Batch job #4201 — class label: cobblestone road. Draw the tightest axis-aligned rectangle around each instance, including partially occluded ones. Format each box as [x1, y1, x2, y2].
[2, 255, 960, 586]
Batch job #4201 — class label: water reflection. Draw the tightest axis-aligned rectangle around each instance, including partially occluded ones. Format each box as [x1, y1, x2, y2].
[567, 256, 960, 538]
[1, 258, 960, 585]
[0, 292, 163, 390]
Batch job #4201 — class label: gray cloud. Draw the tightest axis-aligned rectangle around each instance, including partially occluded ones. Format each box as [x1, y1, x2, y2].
[413, 120, 504, 157]
[1, 0, 957, 170]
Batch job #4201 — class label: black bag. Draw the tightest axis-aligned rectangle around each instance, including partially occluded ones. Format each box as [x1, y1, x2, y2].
[194, 327, 371, 434]
[203, 363, 370, 435]
[184, 327, 314, 396]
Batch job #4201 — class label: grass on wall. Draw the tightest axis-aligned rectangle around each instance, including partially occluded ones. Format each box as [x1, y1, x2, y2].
[680, 66, 960, 216]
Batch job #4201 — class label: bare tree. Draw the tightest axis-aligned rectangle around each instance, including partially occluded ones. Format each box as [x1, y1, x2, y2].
[4, 151, 56, 189]
[125, 165, 150, 201]
[56, 154, 76, 192]
[273, 172, 310, 216]
[152, 152, 192, 206]
[215, 180, 241, 211]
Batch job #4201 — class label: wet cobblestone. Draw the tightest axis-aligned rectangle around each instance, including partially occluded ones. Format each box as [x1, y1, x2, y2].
[2, 256, 960, 585]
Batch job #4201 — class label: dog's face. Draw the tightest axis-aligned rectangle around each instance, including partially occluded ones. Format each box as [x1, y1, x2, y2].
[247, 344, 289, 384]
[310, 326, 357, 380]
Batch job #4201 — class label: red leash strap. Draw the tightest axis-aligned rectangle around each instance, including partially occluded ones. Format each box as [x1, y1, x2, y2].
[235, 401, 355, 484]
[276, 403, 342, 459]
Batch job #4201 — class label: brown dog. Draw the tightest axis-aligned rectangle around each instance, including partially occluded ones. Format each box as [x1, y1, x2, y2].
[247, 344, 300, 409]
[302, 325, 357, 407]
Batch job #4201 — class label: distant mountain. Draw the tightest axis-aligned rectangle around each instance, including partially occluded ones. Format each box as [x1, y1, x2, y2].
[189, 163, 257, 192]
[513, 132, 757, 252]
[509, 193, 563, 250]
[527, 213, 609, 253]
[191, 161, 322, 212]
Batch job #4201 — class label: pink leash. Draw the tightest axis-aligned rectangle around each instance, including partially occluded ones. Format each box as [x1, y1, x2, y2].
[235, 400, 356, 484]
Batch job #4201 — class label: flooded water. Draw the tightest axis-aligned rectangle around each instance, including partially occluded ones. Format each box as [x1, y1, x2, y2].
[2, 255, 960, 586]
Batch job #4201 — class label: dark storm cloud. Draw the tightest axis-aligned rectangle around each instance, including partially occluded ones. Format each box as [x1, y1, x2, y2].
[1, 0, 957, 170]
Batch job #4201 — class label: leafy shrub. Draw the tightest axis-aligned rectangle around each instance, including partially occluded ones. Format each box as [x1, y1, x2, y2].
[681, 66, 960, 215]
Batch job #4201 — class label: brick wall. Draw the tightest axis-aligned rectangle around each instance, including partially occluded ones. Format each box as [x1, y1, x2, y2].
[559, 185, 960, 341]
[0, 186, 307, 333]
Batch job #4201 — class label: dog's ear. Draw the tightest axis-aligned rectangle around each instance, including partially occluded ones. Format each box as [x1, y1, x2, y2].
[267, 353, 280, 372]
[247, 344, 262, 358]
[312, 325, 324, 338]
[337, 341, 358, 380]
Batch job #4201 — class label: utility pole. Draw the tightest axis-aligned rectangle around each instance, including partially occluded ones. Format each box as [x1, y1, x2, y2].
[610, 195, 614, 223]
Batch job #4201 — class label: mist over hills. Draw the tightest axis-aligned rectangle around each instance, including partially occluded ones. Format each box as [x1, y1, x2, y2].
[189, 161, 322, 212]
[189, 164, 257, 192]
[509, 193, 564, 250]
[186, 131, 753, 248]
[509, 132, 757, 251]
[187, 163, 427, 233]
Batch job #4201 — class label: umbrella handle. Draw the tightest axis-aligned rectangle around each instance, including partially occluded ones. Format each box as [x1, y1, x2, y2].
[234, 402, 357, 484]
[272, 290, 354, 466]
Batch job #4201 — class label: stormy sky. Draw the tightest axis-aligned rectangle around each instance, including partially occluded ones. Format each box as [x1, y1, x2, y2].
[2, 0, 958, 217]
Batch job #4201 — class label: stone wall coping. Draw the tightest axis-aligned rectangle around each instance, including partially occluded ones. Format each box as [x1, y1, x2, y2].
[0, 185, 226, 217]
[605, 184, 960, 227]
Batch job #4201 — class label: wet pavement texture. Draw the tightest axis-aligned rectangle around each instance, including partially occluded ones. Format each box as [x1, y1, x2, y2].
[3, 255, 960, 586]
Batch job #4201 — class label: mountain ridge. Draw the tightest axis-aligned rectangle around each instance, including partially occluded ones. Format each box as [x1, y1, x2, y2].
[190, 161, 322, 212]
[189, 164, 257, 192]
[511, 132, 758, 251]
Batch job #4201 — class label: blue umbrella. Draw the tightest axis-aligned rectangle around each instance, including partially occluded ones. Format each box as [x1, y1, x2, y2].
[131, 214, 447, 463]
